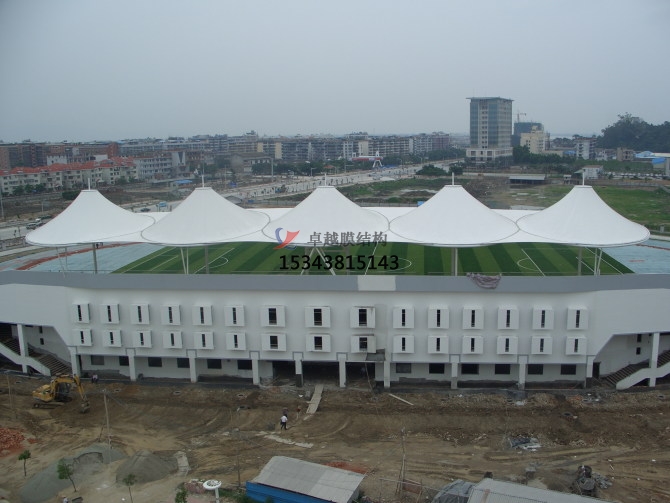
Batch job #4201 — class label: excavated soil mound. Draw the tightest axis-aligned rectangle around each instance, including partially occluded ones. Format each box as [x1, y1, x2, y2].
[115, 449, 178, 484]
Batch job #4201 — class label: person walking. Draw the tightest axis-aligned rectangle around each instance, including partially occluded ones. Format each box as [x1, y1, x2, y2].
[280, 413, 288, 430]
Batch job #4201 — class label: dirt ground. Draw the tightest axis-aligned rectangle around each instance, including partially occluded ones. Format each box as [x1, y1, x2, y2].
[1, 376, 670, 503]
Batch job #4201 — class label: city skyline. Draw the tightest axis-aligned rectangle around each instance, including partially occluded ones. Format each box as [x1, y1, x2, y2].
[1, 0, 668, 143]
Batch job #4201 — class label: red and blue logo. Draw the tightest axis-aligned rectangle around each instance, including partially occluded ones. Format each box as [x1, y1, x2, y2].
[274, 228, 300, 249]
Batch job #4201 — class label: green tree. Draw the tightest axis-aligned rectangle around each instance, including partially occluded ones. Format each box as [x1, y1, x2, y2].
[18, 449, 31, 477]
[123, 473, 137, 503]
[12, 185, 25, 196]
[416, 165, 447, 176]
[175, 483, 188, 503]
[57, 459, 77, 492]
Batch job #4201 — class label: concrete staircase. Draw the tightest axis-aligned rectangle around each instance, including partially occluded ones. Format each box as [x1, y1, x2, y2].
[0, 336, 71, 376]
[603, 350, 670, 389]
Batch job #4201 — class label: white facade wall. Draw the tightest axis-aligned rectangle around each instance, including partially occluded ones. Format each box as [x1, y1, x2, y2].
[1, 272, 669, 387]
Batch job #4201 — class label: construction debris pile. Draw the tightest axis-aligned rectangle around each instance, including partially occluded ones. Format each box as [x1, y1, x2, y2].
[0, 428, 25, 454]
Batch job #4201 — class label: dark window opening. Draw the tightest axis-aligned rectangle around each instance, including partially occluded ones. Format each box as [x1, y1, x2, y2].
[90, 355, 104, 366]
[358, 308, 368, 327]
[470, 310, 476, 328]
[461, 363, 479, 375]
[207, 359, 222, 369]
[359, 337, 368, 351]
[540, 310, 546, 328]
[314, 336, 323, 350]
[237, 359, 252, 370]
[575, 309, 581, 328]
[528, 364, 544, 375]
[636, 347, 641, 355]
[314, 308, 323, 326]
[119, 356, 129, 367]
[268, 308, 277, 325]
[395, 363, 411, 374]
[495, 364, 511, 375]
[436, 309, 441, 327]
[148, 357, 163, 368]
[269, 335, 279, 349]
[429, 363, 445, 374]
[561, 364, 577, 375]
[177, 358, 190, 368]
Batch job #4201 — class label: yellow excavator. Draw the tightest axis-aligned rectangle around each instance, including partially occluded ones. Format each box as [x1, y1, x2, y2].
[32, 374, 90, 413]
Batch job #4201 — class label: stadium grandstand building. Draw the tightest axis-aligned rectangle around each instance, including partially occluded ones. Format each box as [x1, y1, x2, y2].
[1, 184, 668, 391]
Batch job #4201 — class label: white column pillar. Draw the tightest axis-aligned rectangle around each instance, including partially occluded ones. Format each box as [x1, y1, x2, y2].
[187, 349, 197, 383]
[383, 360, 391, 389]
[69, 347, 80, 377]
[337, 353, 347, 388]
[650, 332, 660, 387]
[294, 352, 304, 387]
[127, 349, 137, 381]
[518, 356, 528, 390]
[16, 324, 29, 374]
[450, 355, 460, 389]
[250, 351, 260, 385]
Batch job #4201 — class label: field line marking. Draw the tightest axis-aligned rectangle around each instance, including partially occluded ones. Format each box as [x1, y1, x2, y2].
[521, 248, 544, 276]
[193, 247, 235, 274]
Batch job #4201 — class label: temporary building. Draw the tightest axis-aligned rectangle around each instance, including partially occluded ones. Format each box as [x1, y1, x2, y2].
[246, 456, 364, 503]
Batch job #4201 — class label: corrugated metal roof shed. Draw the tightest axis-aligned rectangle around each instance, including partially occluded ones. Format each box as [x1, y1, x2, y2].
[249, 456, 365, 503]
[470, 478, 607, 503]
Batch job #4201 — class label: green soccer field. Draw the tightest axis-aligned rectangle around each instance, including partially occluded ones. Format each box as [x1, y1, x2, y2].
[113, 242, 633, 276]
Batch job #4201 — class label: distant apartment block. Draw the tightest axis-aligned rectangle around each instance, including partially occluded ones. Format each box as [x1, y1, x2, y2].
[466, 97, 513, 163]
[574, 136, 597, 160]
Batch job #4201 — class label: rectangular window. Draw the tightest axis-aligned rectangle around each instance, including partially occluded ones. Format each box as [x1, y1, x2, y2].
[470, 310, 476, 328]
[148, 357, 163, 368]
[270, 335, 278, 349]
[199, 307, 205, 325]
[201, 333, 207, 348]
[561, 364, 577, 375]
[77, 305, 84, 322]
[168, 307, 174, 324]
[80, 331, 87, 345]
[237, 360, 252, 370]
[207, 359, 222, 369]
[108, 331, 115, 345]
[574, 339, 579, 353]
[504, 338, 510, 353]
[461, 363, 479, 375]
[528, 364, 544, 375]
[314, 336, 323, 350]
[107, 305, 113, 323]
[636, 334, 642, 343]
[170, 333, 175, 347]
[359, 308, 367, 327]
[540, 310, 546, 328]
[436, 337, 441, 352]
[429, 363, 445, 374]
[395, 363, 412, 374]
[401, 337, 406, 352]
[137, 305, 143, 323]
[90, 355, 105, 366]
[575, 309, 581, 329]
[470, 338, 475, 352]
[539, 338, 545, 353]
[268, 308, 277, 325]
[401, 309, 406, 327]
[495, 364, 511, 375]
[636, 347, 641, 355]
[233, 333, 239, 349]
[139, 332, 146, 346]
[359, 337, 368, 351]
[314, 308, 322, 326]
[505, 310, 511, 328]
[232, 307, 238, 325]
[177, 358, 190, 368]
[436, 309, 441, 328]
[119, 356, 129, 367]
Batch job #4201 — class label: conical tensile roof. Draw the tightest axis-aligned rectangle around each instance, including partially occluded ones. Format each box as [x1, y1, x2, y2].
[26, 189, 156, 247]
[516, 185, 650, 247]
[262, 185, 388, 246]
[141, 186, 270, 246]
[389, 184, 519, 246]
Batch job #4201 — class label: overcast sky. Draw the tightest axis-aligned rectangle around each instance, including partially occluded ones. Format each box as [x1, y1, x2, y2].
[0, 0, 668, 143]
